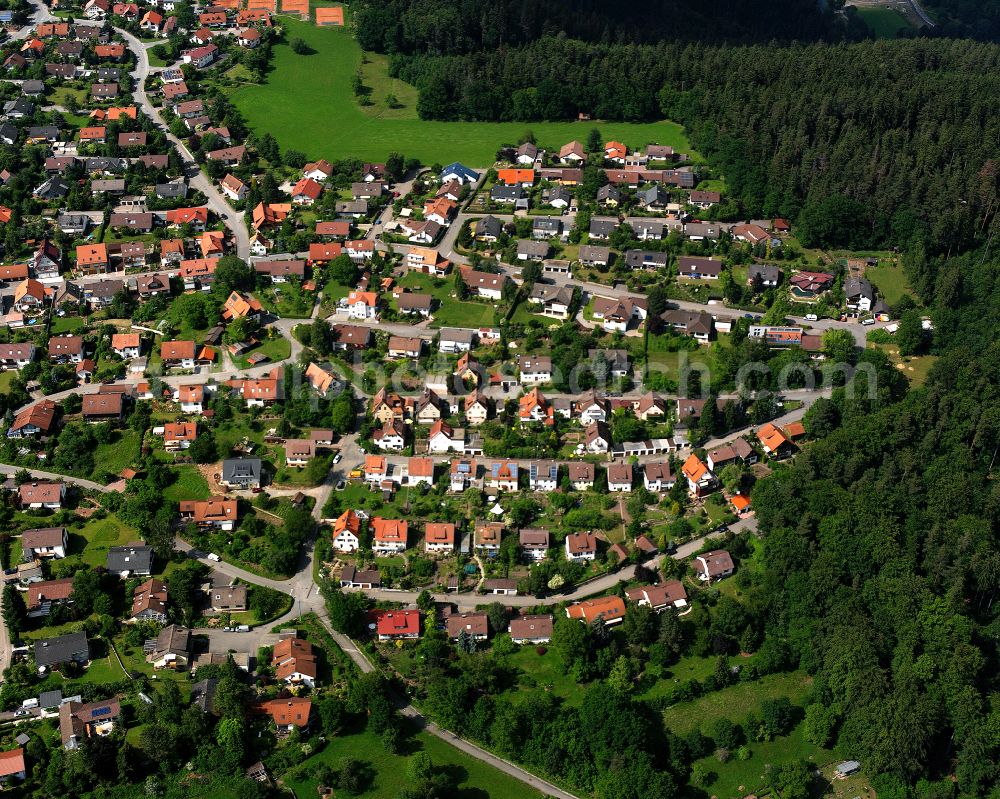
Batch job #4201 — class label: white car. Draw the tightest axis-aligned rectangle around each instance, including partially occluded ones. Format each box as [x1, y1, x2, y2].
[804, 313, 818, 321]
[861, 318, 876, 326]
[207, 552, 221, 562]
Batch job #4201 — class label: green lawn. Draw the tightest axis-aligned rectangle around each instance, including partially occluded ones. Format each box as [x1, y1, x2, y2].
[506, 645, 583, 706]
[396, 271, 496, 328]
[0, 370, 17, 392]
[162, 464, 212, 501]
[691, 722, 833, 799]
[865, 262, 914, 307]
[661, 671, 814, 736]
[258, 283, 315, 319]
[51, 316, 85, 334]
[870, 342, 937, 388]
[284, 725, 544, 799]
[232, 19, 695, 164]
[65, 515, 142, 568]
[94, 429, 142, 478]
[855, 5, 913, 38]
[232, 335, 291, 370]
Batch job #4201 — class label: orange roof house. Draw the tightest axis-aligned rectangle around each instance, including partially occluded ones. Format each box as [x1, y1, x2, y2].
[757, 422, 793, 456]
[260, 697, 312, 729]
[604, 141, 628, 160]
[199, 230, 225, 258]
[730, 494, 751, 514]
[76, 243, 108, 268]
[308, 243, 342, 262]
[305, 362, 335, 395]
[251, 202, 291, 230]
[566, 596, 626, 625]
[221, 291, 262, 320]
[496, 168, 535, 186]
[314, 5, 343, 25]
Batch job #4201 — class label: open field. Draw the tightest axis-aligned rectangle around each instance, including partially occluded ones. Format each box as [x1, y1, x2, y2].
[690, 722, 833, 799]
[162, 464, 212, 501]
[661, 670, 814, 736]
[870, 342, 937, 387]
[285, 724, 544, 799]
[854, 5, 913, 37]
[396, 271, 497, 328]
[233, 18, 695, 164]
[865, 262, 915, 306]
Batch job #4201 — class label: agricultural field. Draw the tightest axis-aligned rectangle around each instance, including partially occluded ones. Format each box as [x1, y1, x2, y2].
[232, 19, 695, 165]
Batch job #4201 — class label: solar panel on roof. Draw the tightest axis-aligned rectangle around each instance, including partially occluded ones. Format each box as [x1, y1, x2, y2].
[91, 706, 111, 717]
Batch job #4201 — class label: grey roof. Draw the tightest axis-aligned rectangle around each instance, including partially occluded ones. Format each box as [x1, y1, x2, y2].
[589, 218, 618, 237]
[191, 678, 218, 713]
[34, 631, 88, 668]
[638, 184, 669, 206]
[624, 249, 668, 269]
[844, 276, 874, 301]
[476, 215, 503, 238]
[27, 126, 60, 141]
[628, 219, 665, 237]
[84, 157, 127, 174]
[35, 177, 69, 199]
[547, 186, 572, 204]
[58, 213, 90, 232]
[490, 185, 523, 203]
[154, 624, 191, 657]
[532, 217, 561, 233]
[578, 244, 611, 263]
[3, 98, 34, 117]
[106, 545, 154, 574]
[528, 283, 573, 305]
[518, 240, 550, 258]
[21, 80, 45, 95]
[749, 263, 782, 283]
[222, 457, 262, 484]
[440, 327, 475, 344]
[155, 182, 188, 199]
[596, 184, 620, 202]
[97, 68, 120, 82]
[0, 123, 16, 143]
[39, 689, 63, 708]
[92, 178, 125, 193]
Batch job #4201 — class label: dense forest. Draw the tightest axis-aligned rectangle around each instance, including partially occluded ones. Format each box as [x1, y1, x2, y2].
[921, 0, 1000, 40]
[390, 36, 1000, 251]
[354, 0, 850, 54]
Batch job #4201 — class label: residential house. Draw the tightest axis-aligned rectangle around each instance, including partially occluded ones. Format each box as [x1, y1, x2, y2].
[178, 497, 239, 530]
[0, 343, 35, 370]
[681, 454, 715, 496]
[475, 521, 503, 557]
[373, 419, 406, 451]
[424, 522, 455, 554]
[591, 295, 647, 333]
[332, 510, 362, 553]
[677, 256, 722, 280]
[19, 482, 65, 510]
[706, 438, 757, 471]
[517, 355, 552, 385]
[565, 531, 598, 561]
[529, 460, 559, 491]
[626, 581, 688, 612]
[174, 383, 206, 413]
[371, 609, 420, 641]
[387, 336, 423, 359]
[146, 624, 192, 669]
[607, 462, 633, 492]
[439, 328, 475, 353]
[584, 421, 611, 453]
[464, 392, 491, 426]
[446, 612, 488, 641]
[749, 263, 781, 287]
[106, 545, 153, 577]
[7, 401, 57, 439]
[757, 422, 795, 458]
[643, 461, 674, 492]
[131, 578, 168, 622]
[692, 550, 735, 582]
[371, 517, 408, 555]
[272, 637, 317, 688]
[21, 526, 68, 560]
[450, 458, 478, 492]
[260, 698, 312, 732]
[27, 578, 74, 618]
[487, 461, 518, 491]
[508, 614, 553, 644]
[567, 462, 595, 490]
[162, 421, 197, 450]
[220, 458, 263, 489]
[566, 596, 626, 625]
[519, 528, 550, 561]
[34, 631, 89, 669]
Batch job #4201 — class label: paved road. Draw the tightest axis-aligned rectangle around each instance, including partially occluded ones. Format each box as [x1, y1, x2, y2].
[20, 0, 253, 262]
[323, 618, 580, 799]
[0, 464, 109, 492]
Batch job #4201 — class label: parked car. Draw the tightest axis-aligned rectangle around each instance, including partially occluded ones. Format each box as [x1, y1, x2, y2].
[805, 313, 818, 321]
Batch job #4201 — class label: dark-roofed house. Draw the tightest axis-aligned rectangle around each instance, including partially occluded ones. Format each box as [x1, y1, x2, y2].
[34, 631, 89, 669]
[81, 392, 124, 422]
[624, 249, 668, 270]
[692, 550, 735, 582]
[106, 545, 153, 577]
[147, 624, 192, 669]
[220, 457, 262, 489]
[446, 612, 488, 641]
[749, 263, 781, 287]
[677, 256, 722, 280]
